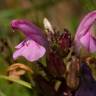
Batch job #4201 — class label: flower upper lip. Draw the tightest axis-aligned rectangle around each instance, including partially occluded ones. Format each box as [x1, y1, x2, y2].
[74, 11, 96, 53]
[11, 19, 48, 48]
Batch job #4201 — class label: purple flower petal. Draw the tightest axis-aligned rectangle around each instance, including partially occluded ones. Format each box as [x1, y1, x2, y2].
[80, 32, 90, 51]
[11, 20, 42, 36]
[11, 19, 48, 61]
[74, 11, 96, 53]
[13, 39, 46, 62]
[15, 41, 25, 49]
[90, 37, 96, 52]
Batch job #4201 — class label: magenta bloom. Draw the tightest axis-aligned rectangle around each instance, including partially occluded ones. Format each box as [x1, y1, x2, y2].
[11, 19, 48, 62]
[74, 11, 96, 53]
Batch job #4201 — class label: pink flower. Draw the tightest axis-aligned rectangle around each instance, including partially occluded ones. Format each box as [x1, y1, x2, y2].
[11, 19, 48, 62]
[74, 11, 96, 53]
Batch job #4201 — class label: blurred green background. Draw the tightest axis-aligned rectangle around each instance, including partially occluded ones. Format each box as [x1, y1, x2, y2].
[0, 0, 96, 96]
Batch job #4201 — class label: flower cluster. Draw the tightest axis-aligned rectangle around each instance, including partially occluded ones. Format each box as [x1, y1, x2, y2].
[10, 11, 96, 96]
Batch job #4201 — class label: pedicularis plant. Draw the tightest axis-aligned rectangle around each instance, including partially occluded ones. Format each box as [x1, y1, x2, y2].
[9, 11, 96, 96]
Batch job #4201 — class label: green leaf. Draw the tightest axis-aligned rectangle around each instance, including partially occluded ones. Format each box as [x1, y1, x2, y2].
[0, 75, 32, 89]
[0, 90, 7, 96]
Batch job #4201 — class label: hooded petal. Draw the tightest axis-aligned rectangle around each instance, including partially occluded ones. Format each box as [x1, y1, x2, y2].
[11, 19, 48, 48]
[11, 20, 43, 36]
[74, 11, 96, 53]
[13, 39, 46, 62]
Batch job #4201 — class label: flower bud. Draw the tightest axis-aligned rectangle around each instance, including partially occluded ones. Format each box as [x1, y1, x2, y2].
[66, 56, 80, 89]
[47, 51, 66, 77]
[58, 29, 71, 50]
